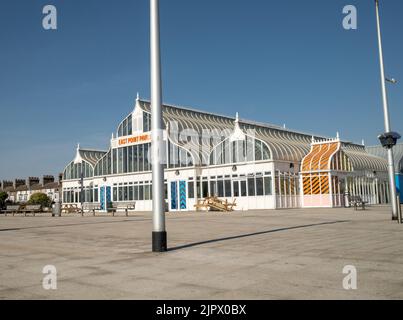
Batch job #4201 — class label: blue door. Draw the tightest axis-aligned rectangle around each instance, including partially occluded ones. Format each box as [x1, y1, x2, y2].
[397, 174, 403, 203]
[106, 186, 111, 208]
[100, 187, 105, 210]
[179, 180, 187, 210]
[171, 181, 178, 210]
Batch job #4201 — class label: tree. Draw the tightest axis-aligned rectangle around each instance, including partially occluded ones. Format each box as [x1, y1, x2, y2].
[28, 193, 52, 208]
[0, 192, 8, 209]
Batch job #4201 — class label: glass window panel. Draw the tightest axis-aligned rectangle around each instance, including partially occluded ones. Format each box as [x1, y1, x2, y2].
[118, 148, 123, 173]
[144, 144, 149, 171]
[217, 180, 224, 197]
[118, 187, 123, 201]
[139, 185, 144, 200]
[210, 181, 217, 197]
[138, 145, 144, 172]
[113, 149, 117, 174]
[144, 185, 150, 200]
[233, 181, 239, 197]
[224, 180, 231, 197]
[262, 143, 270, 160]
[248, 177, 255, 196]
[134, 145, 138, 172]
[128, 146, 133, 172]
[128, 115, 132, 135]
[113, 187, 117, 202]
[255, 140, 263, 161]
[240, 181, 247, 196]
[134, 186, 139, 200]
[124, 186, 128, 201]
[202, 181, 208, 198]
[123, 147, 128, 173]
[188, 181, 194, 199]
[264, 177, 272, 195]
[256, 177, 264, 196]
[196, 181, 201, 198]
[246, 137, 254, 162]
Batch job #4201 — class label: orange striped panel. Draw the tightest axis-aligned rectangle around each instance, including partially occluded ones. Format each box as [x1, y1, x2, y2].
[311, 174, 321, 195]
[303, 174, 311, 195]
[302, 145, 321, 171]
[310, 144, 327, 171]
[320, 175, 330, 194]
[319, 143, 340, 170]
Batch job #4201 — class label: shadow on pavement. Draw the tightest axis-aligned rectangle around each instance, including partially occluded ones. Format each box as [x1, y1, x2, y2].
[168, 220, 350, 251]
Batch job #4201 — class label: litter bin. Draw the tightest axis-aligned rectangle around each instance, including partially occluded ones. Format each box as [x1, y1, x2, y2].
[344, 191, 350, 208]
[52, 202, 61, 217]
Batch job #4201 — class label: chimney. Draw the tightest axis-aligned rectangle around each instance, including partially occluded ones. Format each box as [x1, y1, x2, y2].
[28, 177, 40, 188]
[42, 175, 54, 186]
[2, 180, 13, 189]
[14, 179, 26, 189]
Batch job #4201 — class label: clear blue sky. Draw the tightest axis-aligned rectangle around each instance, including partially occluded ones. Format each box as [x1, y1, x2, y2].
[0, 0, 402, 180]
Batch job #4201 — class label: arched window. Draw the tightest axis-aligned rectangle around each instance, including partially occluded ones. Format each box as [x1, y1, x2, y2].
[209, 136, 271, 165]
[117, 114, 133, 137]
[63, 160, 94, 180]
[94, 150, 112, 176]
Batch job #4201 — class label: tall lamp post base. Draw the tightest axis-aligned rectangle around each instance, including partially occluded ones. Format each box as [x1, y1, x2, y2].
[152, 231, 167, 252]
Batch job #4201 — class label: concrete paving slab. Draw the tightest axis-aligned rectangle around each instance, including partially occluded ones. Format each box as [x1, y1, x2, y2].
[0, 206, 402, 299]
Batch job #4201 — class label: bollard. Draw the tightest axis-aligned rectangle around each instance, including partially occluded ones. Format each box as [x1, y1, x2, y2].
[397, 195, 402, 224]
[52, 202, 61, 217]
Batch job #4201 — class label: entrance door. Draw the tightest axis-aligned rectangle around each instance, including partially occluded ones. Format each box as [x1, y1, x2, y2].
[100, 186, 111, 211]
[170, 180, 187, 211]
[106, 186, 111, 208]
[170, 181, 178, 210]
[100, 186, 105, 210]
[179, 180, 187, 210]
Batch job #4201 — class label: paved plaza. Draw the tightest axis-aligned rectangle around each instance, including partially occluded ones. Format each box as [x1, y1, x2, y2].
[0, 206, 402, 300]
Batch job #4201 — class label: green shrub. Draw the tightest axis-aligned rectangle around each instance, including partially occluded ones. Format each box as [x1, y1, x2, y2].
[0, 191, 8, 209]
[28, 193, 52, 208]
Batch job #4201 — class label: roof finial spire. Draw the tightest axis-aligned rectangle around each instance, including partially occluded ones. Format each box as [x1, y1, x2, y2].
[336, 132, 340, 140]
[362, 139, 365, 146]
[235, 112, 239, 123]
[111, 132, 114, 139]
[136, 92, 140, 101]
[77, 143, 80, 150]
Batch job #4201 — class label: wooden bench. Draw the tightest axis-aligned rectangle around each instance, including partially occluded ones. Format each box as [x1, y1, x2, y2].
[3, 205, 21, 216]
[107, 202, 136, 216]
[21, 205, 42, 216]
[349, 196, 368, 211]
[194, 196, 237, 212]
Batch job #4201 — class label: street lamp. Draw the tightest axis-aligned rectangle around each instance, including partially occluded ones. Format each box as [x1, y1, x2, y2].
[374, 0, 400, 220]
[385, 77, 397, 84]
[150, 0, 167, 251]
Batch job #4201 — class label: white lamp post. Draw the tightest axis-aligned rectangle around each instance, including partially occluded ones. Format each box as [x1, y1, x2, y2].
[150, 0, 167, 251]
[374, 0, 400, 220]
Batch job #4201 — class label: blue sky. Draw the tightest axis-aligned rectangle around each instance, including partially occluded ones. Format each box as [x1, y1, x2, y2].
[0, 0, 402, 180]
